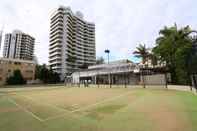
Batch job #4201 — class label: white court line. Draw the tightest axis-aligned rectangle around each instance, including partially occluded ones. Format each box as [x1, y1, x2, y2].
[7, 97, 44, 122]
[18, 94, 70, 113]
[0, 93, 6, 97]
[18, 87, 76, 112]
[8, 87, 76, 114]
[44, 91, 133, 121]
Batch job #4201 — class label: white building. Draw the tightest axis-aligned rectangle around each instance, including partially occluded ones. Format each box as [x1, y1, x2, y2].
[72, 60, 139, 85]
[49, 6, 96, 79]
[71, 59, 168, 86]
[0, 30, 3, 51]
[3, 30, 35, 60]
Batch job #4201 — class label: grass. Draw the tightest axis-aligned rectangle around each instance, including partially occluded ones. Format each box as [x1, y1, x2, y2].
[0, 85, 197, 131]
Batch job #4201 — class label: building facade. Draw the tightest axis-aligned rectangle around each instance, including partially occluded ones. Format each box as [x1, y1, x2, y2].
[71, 59, 168, 86]
[71, 60, 140, 85]
[49, 6, 96, 79]
[0, 30, 2, 51]
[0, 58, 36, 86]
[3, 30, 35, 60]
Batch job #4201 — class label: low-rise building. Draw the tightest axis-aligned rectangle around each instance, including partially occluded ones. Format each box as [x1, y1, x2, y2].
[71, 60, 139, 85]
[71, 59, 168, 86]
[0, 58, 36, 86]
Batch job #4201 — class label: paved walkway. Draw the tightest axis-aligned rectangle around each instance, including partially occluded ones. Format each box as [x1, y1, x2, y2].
[167, 85, 197, 94]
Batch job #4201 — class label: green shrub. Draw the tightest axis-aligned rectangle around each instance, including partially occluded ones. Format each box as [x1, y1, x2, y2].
[6, 70, 26, 85]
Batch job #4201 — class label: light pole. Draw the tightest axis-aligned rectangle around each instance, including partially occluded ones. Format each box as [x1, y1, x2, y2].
[104, 49, 111, 88]
[186, 31, 197, 91]
[105, 49, 110, 64]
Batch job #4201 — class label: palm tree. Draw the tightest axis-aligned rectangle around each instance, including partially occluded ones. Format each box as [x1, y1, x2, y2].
[96, 57, 104, 65]
[153, 24, 196, 84]
[149, 53, 158, 67]
[133, 44, 150, 64]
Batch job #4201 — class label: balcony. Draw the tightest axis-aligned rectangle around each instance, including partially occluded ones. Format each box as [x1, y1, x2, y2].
[50, 37, 62, 45]
[49, 59, 62, 65]
[49, 48, 61, 55]
[49, 36, 63, 43]
[49, 43, 62, 50]
[50, 32, 63, 40]
[49, 52, 61, 58]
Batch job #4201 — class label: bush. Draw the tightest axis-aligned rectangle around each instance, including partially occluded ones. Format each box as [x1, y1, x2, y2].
[6, 70, 26, 85]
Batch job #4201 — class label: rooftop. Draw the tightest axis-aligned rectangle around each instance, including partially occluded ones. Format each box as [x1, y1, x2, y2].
[0, 57, 36, 64]
[88, 59, 134, 69]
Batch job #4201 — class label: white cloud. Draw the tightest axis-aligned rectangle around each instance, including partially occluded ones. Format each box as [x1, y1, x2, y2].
[0, 0, 197, 63]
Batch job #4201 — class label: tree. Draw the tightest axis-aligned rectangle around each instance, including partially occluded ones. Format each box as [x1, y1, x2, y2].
[47, 68, 61, 84]
[188, 44, 197, 74]
[153, 24, 193, 84]
[6, 70, 26, 85]
[96, 57, 104, 64]
[66, 56, 76, 63]
[35, 64, 60, 84]
[149, 52, 158, 66]
[133, 44, 150, 64]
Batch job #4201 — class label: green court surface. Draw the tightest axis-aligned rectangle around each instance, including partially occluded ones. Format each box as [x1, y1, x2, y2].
[0, 86, 197, 131]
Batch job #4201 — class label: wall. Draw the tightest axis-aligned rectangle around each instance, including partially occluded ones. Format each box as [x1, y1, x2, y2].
[141, 74, 166, 85]
[0, 59, 35, 86]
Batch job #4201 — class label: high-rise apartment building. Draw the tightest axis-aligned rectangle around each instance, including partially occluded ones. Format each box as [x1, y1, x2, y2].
[49, 6, 96, 79]
[3, 30, 35, 60]
[0, 30, 3, 50]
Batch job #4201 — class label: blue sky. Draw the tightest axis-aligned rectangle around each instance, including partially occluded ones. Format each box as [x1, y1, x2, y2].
[0, 0, 197, 64]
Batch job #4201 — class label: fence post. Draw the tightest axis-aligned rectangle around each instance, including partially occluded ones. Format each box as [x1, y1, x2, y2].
[189, 75, 193, 91]
[165, 73, 168, 89]
[124, 73, 127, 88]
[109, 73, 112, 88]
[142, 70, 146, 88]
[193, 75, 197, 93]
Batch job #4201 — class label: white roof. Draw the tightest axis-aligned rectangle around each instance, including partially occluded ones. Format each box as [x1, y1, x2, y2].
[0, 57, 35, 64]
